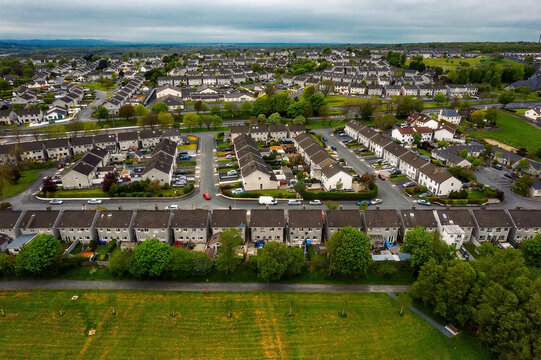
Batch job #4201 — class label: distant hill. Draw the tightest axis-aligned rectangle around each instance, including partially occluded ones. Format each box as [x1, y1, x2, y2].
[0, 39, 133, 48]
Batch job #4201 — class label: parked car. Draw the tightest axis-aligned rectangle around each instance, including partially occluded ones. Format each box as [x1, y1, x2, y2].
[322, 136, 327, 141]
[179, 155, 191, 160]
[390, 169, 401, 175]
[232, 188, 245, 195]
[402, 181, 415, 188]
[49, 199, 63, 205]
[370, 198, 382, 205]
[418, 199, 431, 206]
[225, 154, 234, 159]
[288, 199, 301, 205]
[331, 146, 337, 151]
[357, 200, 370, 206]
[203, 193, 211, 200]
[226, 170, 238, 176]
[259, 196, 277, 205]
[418, 192, 433, 198]
[381, 165, 392, 170]
[492, 164, 503, 170]
[309, 200, 322, 205]
[378, 173, 387, 180]
[503, 173, 514, 179]
[87, 199, 102, 204]
[165, 204, 179, 210]
[89, 253, 98, 262]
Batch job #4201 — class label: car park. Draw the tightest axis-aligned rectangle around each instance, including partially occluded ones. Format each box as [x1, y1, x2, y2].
[87, 199, 102, 204]
[203, 193, 211, 200]
[381, 165, 392, 170]
[49, 199, 63, 205]
[288, 199, 301, 205]
[370, 198, 382, 205]
[309, 200, 322, 205]
[418, 199, 431, 206]
[357, 200, 370, 206]
[165, 204, 179, 210]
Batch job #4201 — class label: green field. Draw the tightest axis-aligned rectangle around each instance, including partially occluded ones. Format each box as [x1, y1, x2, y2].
[80, 82, 117, 91]
[468, 110, 541, 156]
[305, 119, 347, 130]
[406, 57, 487, 70]
[0, 290, 491, 359]
[0, 169, 43, 199]
[326, 95, 355, 107]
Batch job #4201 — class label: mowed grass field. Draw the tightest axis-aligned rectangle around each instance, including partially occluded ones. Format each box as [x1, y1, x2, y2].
[0, 290, 492, 360]
[0, 169, 43, 199]
[468, 110, 541, 157]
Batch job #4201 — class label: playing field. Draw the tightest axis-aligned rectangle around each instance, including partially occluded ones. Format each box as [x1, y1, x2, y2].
[0, 290, 492, 359]
[468, 110, 541, 158]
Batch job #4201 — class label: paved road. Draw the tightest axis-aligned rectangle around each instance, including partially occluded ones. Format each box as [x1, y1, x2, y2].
[0, 280, 411, 293]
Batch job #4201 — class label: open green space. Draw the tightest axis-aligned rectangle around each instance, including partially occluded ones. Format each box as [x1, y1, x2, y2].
[42, 185, 194, 199]
[0, 290, 491, 360]
[406, 57, 487, 70]
[0, 169, 44, 199]
[305, 119, 347, 130]
[468, 110, 541, 157]
[326, 95, 354, 107]
[79, 82, 117, 91]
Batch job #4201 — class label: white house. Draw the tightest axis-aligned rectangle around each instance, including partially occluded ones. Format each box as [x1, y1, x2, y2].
[438, 109, 461, 125]
[525, 108, 541, 121]
[417, 163, 462, 196]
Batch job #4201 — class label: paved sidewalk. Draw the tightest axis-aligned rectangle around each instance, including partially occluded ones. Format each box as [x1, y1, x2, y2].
[0, 280, 411, 293]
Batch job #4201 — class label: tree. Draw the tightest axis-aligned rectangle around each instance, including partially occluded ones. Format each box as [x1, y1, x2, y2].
[397, 293, 411, 316]
[309, 94, 326, 115]
[293, 115, 306, 125]
[95, 106, 109, 121]
[325, 200, 339, 210]
[302, 85, 316, 99]
[470, 109, 485, 126]
[359, 99, 378, 121]
[521, 234, 541, 267]
[118, 104, 135, 120]
[319, 105, 331, 125]
[256, 114, 267, 124]
[194, 100, 203, 113]
[170, 247, 195, 279]
[108, 249, 134, 277]
[41, 177, 58, 195]
[224, 102, 239, 118]
[265, 84, 276, 97]
[342, 98, 360, 118]
[14, 234, 60, 276]
[0, 253, 14, 276]
[484, 108, 497, 125]
[134, 104, 149, 117]
[516, 158, 530, 173]
[211, 115, 223, 129]
[293, 172, 306, 196]
[433, 92, 447, 106]
[512, 173, 533, 197]
[101, 172, 117, 192]
[498, 91, 516, 109]
[138, 112, 159, 128]
[191, 251, 213, 276]
[267, 112, 281, 124]
[183, 112, 199, 131]
[373, 113, 395, 130]
[157, 112, 174, 129]
[130, 239, 172, 278]
[412, 132, 422, 146]
[240, 100, 253, 116]
[210, 105, 221, 117]
[257, 242, 304, 281]
[402, 226, 434, 271]
[215, 229, 243, 275]
[327, 227, 372, 277]
[319, 80, 335, 97]
[151, 102, 169, 113]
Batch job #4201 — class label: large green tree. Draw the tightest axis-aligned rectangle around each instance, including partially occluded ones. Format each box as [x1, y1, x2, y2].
[498, 91, 516, 108]
[327, 226, 372, 277]
[522, 234, 541, 267]
[131, 239, 172, 278]
[151, 102, 169, 113]
[257, 242, 304, 281]
[402, 226, 434, 271]
[215, 229, 243, 275]
[14, 234, 60, 276]
[183, 112, 199, 131]
[134, 103, 149, 117]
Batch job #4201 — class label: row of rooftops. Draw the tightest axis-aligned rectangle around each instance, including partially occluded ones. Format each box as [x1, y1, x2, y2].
[294, 133, 348, 179]
[1, 208, 538, 236]
[231, 124, 305, 135]
[234, 134, 277, 180]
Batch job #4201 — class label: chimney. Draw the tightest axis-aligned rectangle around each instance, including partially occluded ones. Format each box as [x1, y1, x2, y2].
[46, 206, 51, 211]
[516, 204, 521, 210]
[266, 204, 269, 210]
[339, 205, 343, 210]
[155, 204, 158, 211]
[118, 205, 122, 210]
[412, 204, 416, 210]
[303, 204, 306, 210]
[376, 206, 380, 210]
[481, 204, 486, 209]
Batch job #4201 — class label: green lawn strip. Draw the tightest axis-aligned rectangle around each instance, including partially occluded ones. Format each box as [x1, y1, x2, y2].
[179, 126, 230, 133]
[177, 161, 197, 166]
[468, 110, 541, 156]
[177, 144, 197, 150]
[305, 119, 347, 130]
[79, 82, 117, 91]
[0, 290, 492, 359]
[0, 169, 44, 199]
[45, 185, 193, 199]
[390, 175, 407, 182]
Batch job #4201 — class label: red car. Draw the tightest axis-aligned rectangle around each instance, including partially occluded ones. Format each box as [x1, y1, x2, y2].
[203, 193, 211, 200]
[378, 173, 387, 180]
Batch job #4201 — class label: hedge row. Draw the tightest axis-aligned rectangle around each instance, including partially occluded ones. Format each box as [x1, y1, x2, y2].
[428, 196, 487, 205]
[301, 185, 378, 201]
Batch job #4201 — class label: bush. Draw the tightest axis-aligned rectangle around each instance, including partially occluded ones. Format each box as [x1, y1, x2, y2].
[302, 185, 378, 201]
[0, 202, 12, 210]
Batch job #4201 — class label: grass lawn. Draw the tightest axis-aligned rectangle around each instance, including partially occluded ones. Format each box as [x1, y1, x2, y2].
[179, 126, 230, 133]
[306, 119, 347, 130]
[0, 290, 492, 359]
[326, 95, 355, 107]
[390, 175, 408, 182]
[80, 82, 117, 91]
[0, 169, 43, 199]
[406, 57, 487, 70]
[468, 110, 541, 157]
[177, 144, 197, 151]
[46, 188, 105, 198]
[177, 160, 196, 166]
[509, 108, 528, 114]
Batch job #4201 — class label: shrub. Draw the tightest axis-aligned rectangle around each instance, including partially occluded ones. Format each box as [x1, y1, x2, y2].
[302, 185, 378, 201]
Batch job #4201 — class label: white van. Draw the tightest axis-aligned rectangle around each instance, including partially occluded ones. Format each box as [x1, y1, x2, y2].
[258, 196, 277, 205]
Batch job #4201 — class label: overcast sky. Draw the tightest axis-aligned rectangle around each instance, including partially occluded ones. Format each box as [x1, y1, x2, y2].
[0, 0, 539, 43]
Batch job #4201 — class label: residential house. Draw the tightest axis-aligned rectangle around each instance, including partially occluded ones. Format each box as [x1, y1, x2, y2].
[235, 134, 279, 191]
[287, 124, 306, 138]
[0, 110, 18, 125]
[525, 108, 541, 121]
[382, 142, 408, 168]
[398, 151, 429, 181]
[508, 210, 541, 244]
[230, 125, 249, 143]
[435, 209, 476, 246]
[44, 138, 71, 159]
[400, 210, 438, 239]
[170, 209, 209, 247]
[325, 210, 362, 240]
[211, 209, 247, 242]
[133, 210, 172, 244]
[438, 109, 461, 125]
[139, 129, 162, 149]
[62, 151, 105, 189]
[288, 209, 323, 246]
[94, 134, 117, 153]
[16, 108, 43, 124]
[95, 210, 135, 244]
[117, 131, 139, 151]
[268, 124, 288, 141]
[18, 210, 60, 238]
[363, 209, 400, 247]
[249, 125, 269, 142]
[0, 210, 22, 240]
[417, 163, 462, 196]
[391, 127, 415, 143]
[249, 209, 285, 244]
[18, 141, 46, 161]
[56, 210, 98, 244]
[71, 136, 94, 154]
[433, 123, 457, 142]
[369, 133, 393, 157]
[471, 210, 513, 243]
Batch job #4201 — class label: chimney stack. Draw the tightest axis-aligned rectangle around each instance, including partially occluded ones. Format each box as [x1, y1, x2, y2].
[118, 205, 122, 210]
[339, 205, 343, 210]
[412, 204, 416, 210]
[155, 204, 159, 211]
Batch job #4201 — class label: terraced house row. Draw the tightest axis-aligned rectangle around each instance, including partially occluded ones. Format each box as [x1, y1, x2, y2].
[345, 120, 462, 196]
[1, 208, 538, 255]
